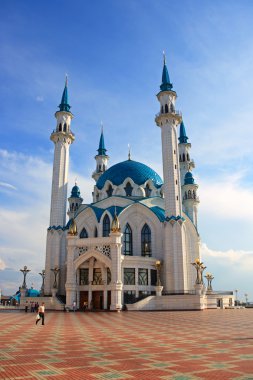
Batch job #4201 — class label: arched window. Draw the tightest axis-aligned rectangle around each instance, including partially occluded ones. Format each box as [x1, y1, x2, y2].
[64, 123, 67, 132]
[161, 105, 164, 114]
[188, 190, 192, 199]
[106, 184, 113, 197]
[183, 153, 186, 162]
[170, 103, 175, 112]
[123, 223, 133, 256]
[141, 224, 151, 257]
[94, 227, 98, 237]
[165, 104, 169, 113]
[103, 215, 110, 237]
[59, 123, 62, 132]
[124, 182, 133, 196]
[144, 184, 151, 197]
[193, 190, 196, 199]
[80, 227, 88, 238]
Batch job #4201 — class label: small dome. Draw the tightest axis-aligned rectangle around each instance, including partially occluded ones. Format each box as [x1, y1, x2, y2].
[27, 288, 40, 297]
[96, 160, 163, 190]
[71, 185, 81, 198]
[184, 171, 195, 185]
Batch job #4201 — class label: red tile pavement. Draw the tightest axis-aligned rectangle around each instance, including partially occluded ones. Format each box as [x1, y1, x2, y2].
[0, 309, 253, 379]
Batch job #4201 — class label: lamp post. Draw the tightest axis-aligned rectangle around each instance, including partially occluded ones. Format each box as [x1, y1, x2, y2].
[51, 267, 60, 289]
[205, 273, 214, 292]
[245, 293, 248, 305]
[39, 270, 46, 296]
[234, 289, 238, 306]
[20, 266, 30, 289]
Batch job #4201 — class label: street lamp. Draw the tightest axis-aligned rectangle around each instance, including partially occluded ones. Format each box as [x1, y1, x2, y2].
[39, 270, 46, 296]
[51, 267, 60, 289]
[205, 273, 214, 292]
[20, 266, 31, 289]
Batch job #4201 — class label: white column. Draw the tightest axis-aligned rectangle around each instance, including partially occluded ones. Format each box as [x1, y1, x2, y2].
[110, 232, 123, 311]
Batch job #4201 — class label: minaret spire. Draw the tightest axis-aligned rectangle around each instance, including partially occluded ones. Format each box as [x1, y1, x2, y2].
[92, 124, 109, 185]
[160, 52, 173, 92]
[44, 78, 75, 296]
[178, 120, 195, 190]
[59, 75, 71, 112]
[155, 53, 190, 294]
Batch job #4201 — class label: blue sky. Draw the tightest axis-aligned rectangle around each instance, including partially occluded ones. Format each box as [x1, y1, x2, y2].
[0, 0, 253, 301]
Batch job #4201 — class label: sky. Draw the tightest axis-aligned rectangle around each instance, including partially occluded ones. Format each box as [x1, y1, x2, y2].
[0, 0, 253, 301]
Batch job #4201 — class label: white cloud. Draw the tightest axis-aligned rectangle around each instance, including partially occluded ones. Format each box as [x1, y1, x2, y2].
[0, 182, 17, 191]
[36, 95, 44, 102]
[198, 171, 253, 220]
[0, 258, 6, 270]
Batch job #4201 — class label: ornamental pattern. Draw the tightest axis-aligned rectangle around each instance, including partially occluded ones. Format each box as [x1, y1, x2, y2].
[95, 245, 111, 258]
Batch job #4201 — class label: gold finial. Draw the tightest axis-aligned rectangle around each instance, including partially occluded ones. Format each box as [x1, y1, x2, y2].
[128, 144, 131, 160]
[75, 177, 78, 186]
[111, 207, 121, 232]
[68, 218, 77, 236]
[163, 50, 166, 65]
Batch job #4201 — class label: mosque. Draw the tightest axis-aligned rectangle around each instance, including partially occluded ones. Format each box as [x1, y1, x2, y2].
[43, 57, 233, 311]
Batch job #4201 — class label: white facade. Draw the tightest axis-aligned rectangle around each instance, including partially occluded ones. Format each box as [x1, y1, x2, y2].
[44, 61, 204, 310]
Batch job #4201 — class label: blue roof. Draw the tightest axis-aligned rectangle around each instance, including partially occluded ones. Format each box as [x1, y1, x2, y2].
[160, 57, 173, 92]
[96, 160, 163, 190]
[59, 78, 71, 112]
[184, 171, 195, 185]
[178, 121, 189, 144]
[97, 131, 107, 155]
[71, 185, 81, 198]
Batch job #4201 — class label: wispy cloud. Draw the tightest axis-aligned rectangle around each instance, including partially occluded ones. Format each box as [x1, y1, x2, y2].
[0, 182, 17, 191]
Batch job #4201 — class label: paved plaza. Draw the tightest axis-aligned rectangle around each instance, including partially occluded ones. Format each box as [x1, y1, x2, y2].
[1, 309, 253, 379]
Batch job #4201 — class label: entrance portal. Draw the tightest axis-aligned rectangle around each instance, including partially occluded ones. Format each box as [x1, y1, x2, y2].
[93, 291, 103, 310]
[80, 291, 88, 310]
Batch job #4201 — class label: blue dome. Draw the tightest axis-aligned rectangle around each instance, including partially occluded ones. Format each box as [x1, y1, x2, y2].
[27, 288, 40, 297]
[96, 160, 163, 190]
[184, 171, 195, 185]
[71, 185, 81, 198]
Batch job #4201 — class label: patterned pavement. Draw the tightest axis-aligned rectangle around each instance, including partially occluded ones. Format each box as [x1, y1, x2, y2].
[1, 309, 253, 379]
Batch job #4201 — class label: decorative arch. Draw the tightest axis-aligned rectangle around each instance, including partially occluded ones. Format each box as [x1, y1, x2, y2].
[74, 249, 112, 272]
[124, 182, 133, 196]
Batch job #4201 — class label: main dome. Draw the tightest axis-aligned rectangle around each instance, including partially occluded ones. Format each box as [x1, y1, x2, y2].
[96, 160, 163, 190]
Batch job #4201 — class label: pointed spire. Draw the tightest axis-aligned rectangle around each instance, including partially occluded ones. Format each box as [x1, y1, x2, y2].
[59, 75, 71, 112]
[97, 122, 107, 155]
[128, 144, 131, 160]
[160, 51, 173, 92]
[178, 121, 189, 144]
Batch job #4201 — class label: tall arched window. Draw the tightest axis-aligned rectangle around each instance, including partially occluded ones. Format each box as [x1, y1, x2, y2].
[103, 215, 110, 237]
[106, 184, 113, 197]
[94, 227, 98, 237]
[63, 123, 67, 132]
[124, 182, 133, 196]
[80, 227, 88, 238]
[123, 223, 133, 256]
[58, 123, 62, 132]
[165, 104, 169, 113]
[141, 224, 151, 257]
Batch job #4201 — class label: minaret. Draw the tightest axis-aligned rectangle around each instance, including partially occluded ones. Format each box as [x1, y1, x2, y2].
[155, 54, 189, 293]
[178, 121, 195, 187]
[67, 182, 83, 220]
[92, 125, 109, 182]
[182, 172, 199, 229]
[44, 77, 74, 296]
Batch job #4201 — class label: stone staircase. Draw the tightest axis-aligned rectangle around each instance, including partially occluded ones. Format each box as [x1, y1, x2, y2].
[20, 296, 65, 311]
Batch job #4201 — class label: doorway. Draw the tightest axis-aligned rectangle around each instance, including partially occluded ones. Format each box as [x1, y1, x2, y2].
[80, 291, 88, 310]
[93, 291, 103, 310]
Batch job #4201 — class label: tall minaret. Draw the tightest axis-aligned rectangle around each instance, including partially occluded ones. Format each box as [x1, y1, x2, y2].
[44, 77, 75, 296]
[155, 54, 189, 293]
[92, 125, 109, 182]
[182, 172, 199, 229]
[178, 120, 195, 187]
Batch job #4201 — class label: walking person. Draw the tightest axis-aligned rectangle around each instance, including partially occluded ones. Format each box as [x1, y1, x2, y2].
[72, 301, 76, 312]
[36, 302, 45, 325]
